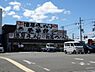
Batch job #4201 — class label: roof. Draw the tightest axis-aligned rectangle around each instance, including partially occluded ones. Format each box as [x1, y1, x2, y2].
[64, 41, 80, 43]
[2, 24, 16, 34]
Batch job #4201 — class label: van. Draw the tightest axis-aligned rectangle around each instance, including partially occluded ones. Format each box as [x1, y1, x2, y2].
[0, 43, 4, 53]
[64, 41, 84, 54]
[45, 43, 56, 52]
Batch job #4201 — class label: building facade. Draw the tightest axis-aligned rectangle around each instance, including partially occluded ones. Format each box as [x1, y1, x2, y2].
[9, 21, 67, 40]
[2, 21, 69, 52]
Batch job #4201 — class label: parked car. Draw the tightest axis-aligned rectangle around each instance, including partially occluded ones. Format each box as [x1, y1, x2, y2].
[64, 41, 84, 54]
[46, 43, 56, 52]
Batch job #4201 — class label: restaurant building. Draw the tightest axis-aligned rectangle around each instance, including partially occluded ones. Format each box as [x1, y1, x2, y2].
[2, 21, 69, 52]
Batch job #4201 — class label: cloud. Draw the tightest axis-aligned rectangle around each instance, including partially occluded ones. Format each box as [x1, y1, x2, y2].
[64, 10, 71, 15]
[0, 6, 10, 17]
[49, 16, 58, 22]
[23, 9, 34, 17]
[1, 1, 71, 22]
[0, 6, 5, 12]
[4, 6, 11, 11]
[14, 5, 21, 11]
[9, 1, 21, 11]
[0, 6, 11, 11]
[35, 1, 64, 14]
[87, 32, 94, 35]
[9, 1, 21, 6]
[13, 15, 21, 19]
[31, 14, 48, 22]
[23, 1, 64, 22]
[8, 11, 15, 15]
[0, 1, 22, 19]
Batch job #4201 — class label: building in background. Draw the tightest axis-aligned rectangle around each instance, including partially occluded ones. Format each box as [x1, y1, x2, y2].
[14, 21, 58, 40]
[9, 21, 68, 40]
[2, 21, 69, 52]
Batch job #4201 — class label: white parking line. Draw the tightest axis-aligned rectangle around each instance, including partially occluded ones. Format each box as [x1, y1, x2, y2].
[37, 65, 50, 71]
[0, 56, 35, 72]
[23, 59, 50, 71]
[79, 62, 85, 65]
[23, 60, 36, 65]
[72, 62, 76, 64]
[89, 61, 95, 64]
[43, 68, 50, 71]
[74, 58, 84, 60]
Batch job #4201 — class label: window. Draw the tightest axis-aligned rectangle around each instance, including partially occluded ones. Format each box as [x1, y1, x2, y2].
[71, 43, 74, 46]
[74, 43, 82, 46]
[30, 23, 35, 27]
[24, 22, 29, 27]
[65, 43, 70, 46]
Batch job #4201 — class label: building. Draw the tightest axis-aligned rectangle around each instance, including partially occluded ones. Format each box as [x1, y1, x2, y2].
[2, 21, 70, 52]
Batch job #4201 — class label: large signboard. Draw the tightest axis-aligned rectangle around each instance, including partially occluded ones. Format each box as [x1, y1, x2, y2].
[13, 21, 59, 40]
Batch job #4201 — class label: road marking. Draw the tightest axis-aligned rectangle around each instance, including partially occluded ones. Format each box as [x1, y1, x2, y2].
[72, 62, 76, 64]
[79, 62, 85, 65]
[0, 56, 35, 72]
[23, 59, 50, 71]
[89, 61, 95, 64]
[37, 65, 50, 71]
[74, 58, 84, 60]
[43, 68, 50, 71]
[23, 60, 32, 65]
[19, 52, 29, 53]
[23, 60, 36, 65]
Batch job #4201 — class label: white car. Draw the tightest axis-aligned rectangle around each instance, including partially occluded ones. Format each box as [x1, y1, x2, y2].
[46, 43, 56, 52]
[64, 41, 84, 54]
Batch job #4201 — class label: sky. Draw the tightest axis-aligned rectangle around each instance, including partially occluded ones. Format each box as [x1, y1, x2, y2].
[0, 0, 95, 39]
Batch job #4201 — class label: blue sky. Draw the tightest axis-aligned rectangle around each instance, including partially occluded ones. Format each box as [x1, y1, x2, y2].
[0, 0, 95, 39]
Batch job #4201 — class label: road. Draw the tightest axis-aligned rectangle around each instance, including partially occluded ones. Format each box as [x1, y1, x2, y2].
[0, 52, 95, 72]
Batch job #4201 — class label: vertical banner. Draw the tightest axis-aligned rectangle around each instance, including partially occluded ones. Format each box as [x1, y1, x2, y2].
[0, 9, 2, 35]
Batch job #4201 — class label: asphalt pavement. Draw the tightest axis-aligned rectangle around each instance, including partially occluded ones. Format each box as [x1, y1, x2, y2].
[0, 52, 95, 72]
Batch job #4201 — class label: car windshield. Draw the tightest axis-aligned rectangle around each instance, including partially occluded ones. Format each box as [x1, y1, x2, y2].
[74, 43, 82, 46]
[49, 44, 55, 47]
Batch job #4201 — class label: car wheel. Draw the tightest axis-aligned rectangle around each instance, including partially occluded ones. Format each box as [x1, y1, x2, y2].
[64, 50, 67, 54]
[73, 50, 77, 54]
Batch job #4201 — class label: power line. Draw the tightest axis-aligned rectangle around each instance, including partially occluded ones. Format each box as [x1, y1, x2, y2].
[83, 18, 95, 21]
[61, 23, 76, 29]
[63, 23, 76, 27]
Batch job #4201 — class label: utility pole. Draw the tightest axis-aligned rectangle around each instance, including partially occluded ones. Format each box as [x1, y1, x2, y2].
[79, 17, 83, 41]
[72, 33, 74, 40]
[0, 8, 2, 35]
[92, 21, 95, 37]
[92, 21, 95, 31]
[61, 26, 65, 38]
